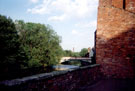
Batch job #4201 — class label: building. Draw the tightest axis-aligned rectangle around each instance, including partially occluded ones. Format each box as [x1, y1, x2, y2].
[96, 0, 135, 78]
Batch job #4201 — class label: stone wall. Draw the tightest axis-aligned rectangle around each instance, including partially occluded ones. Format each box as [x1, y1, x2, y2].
[0, 64, 101, 91]
[96, 0, 135, 78]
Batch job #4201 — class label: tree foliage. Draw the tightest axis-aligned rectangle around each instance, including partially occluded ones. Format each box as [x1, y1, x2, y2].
[0, 15, 26, 72]
[15, 20, 63, 68]
[79, 48, 88, 57]
[63, 48, 90, 57]
[0, 14, 92, 80]
[63, 50, 73, 57]
[72, 52, 80, 57]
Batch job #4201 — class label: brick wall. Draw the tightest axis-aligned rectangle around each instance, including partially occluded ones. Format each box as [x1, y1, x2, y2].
[99, 0, 135, 13]
[112, 0, 123, 9]
[96, 0, 135, 78]
[126, 0, 135, 13]
[99, 0, 112, 7]
[0, 64, 101, 91]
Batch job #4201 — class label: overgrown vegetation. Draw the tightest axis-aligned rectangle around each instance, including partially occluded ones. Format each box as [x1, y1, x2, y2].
[0, 14, 91, 80]
[0, 15, 26, 73]
[0, 15, 63, 80]
[15, 20, 63, 68]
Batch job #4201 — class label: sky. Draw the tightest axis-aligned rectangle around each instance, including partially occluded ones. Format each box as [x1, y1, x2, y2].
[0, 0, 99, 52]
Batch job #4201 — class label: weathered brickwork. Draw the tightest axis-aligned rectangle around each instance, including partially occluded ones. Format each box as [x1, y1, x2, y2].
[126, 0, 135, 13]
[99, 0, 112, 7]
[99, 0, 135, 13]
[112, 0, 123, 9]
[0, 65, 101, 91]
[96, 0, 135, 78]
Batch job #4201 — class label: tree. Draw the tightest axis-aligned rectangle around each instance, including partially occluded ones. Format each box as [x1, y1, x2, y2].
[72, 52, 80, 57]
[15, 20, 63, 68]
[79, 48, 88, 57]
[63, 50, 80, 57]
[0, 15, 26, 72]
[63, 50, 73, 57]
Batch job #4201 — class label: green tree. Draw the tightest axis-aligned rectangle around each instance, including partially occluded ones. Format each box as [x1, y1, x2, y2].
[0, 15, 26, 72]
[63, 50, 73, 57]
[63, 50, 80, 57]
[72, 52, 80, 57]
[79, 48, 88, 57]
[15, 20, 63, 68]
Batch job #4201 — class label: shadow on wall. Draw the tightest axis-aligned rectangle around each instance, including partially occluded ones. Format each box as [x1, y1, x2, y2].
[96, 27, 135, 78]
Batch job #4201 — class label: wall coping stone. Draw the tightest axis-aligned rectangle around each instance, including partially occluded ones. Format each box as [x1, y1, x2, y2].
[0, 64, 100, 87]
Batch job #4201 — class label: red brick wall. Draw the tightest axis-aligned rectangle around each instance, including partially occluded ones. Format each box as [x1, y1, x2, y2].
[126, 0, 135, 13]
[99, 0, 112, 7]
[99, 0, 135, 13]
[112, 0, 123, 9]
[96, 0, 135, 78]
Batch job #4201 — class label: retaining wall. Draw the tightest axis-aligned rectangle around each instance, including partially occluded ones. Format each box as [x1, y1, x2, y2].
[0, 64, 101, 91]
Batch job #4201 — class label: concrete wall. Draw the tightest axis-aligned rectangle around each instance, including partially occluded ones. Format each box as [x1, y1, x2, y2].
[0, 64, 101, 91]
[96, 0, 135, 78]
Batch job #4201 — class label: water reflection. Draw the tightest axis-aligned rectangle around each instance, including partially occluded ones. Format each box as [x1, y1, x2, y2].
[52, 65, 79, 70]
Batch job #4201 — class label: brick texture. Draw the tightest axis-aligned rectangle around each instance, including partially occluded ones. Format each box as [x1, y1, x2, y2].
[112, 0, 123, 9]
[0, 65, 102, 91]
[99, 0, 112, 7]
[126, 0, 135, 13]
[96, 0, 135, 78]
